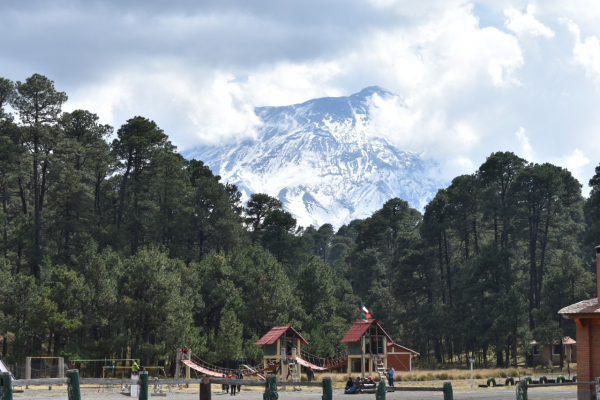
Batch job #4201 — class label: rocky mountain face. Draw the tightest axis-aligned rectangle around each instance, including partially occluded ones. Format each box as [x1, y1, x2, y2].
[185, 87, 445, 228]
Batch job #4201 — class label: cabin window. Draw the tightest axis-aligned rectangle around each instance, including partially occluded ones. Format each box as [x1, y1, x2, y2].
[553, 345, 564, 355]
[532, 345, 540, 355]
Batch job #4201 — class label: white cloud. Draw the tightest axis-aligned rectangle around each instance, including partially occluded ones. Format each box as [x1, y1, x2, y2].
[515, 126, 535, 161]
[554, 148, 590, 185]
[563, 18, 600, 84]
[504, 5, 555, 39]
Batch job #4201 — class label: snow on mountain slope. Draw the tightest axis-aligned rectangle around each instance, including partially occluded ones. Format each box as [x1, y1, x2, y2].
[185, 87, 445, 228]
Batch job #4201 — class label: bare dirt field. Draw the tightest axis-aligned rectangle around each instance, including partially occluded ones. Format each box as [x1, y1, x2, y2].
[13, 384, 579, 399]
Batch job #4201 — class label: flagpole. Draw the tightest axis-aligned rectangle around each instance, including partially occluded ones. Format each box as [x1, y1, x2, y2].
[360, 301, 365, 380]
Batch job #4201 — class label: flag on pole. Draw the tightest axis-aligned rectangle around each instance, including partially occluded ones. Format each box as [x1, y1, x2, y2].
[360, 301, 371, 320]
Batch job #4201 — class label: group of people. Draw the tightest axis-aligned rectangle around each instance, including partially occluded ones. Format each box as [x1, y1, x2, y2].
[344, 366, 395, 394]
[222, 371, 244, 396]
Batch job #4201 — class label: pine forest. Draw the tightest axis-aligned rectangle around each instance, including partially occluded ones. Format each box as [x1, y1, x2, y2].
[1, 74, 600, 374]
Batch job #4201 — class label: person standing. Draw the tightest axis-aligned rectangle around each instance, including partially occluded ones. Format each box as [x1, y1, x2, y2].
[222, 374, 229, 393]
[236, 370, 243, 393]
[230, 373, 237, 396]
[306, 367, 314, 382]
[388, 366, 395, 387]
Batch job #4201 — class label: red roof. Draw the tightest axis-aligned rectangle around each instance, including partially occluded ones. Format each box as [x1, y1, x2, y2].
[340, 320, 393, 343]
[387, 342, 420, 355]
[530, 336, 576, 346]
[255, 326, 308, 346]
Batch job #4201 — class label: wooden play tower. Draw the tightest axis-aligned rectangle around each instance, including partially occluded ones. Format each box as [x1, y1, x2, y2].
[340, 319, 392, 384]
[255, 326, 308, 384]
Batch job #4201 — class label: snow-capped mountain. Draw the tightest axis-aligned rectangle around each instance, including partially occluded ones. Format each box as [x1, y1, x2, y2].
[185, 87, 445, 228]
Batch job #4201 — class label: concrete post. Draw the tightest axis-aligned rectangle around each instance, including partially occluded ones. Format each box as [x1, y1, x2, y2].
[67, 370, 81, 400]
[263, 376, 278, 400]
[516, 380, 528, 400]
[25, 357, 31, 389]
[139, 371, 149, 400]
[322, 377, 332, 400]
[58, 358, 64, 379]
[596, 377, 600, 400]
[0, 372, 13, 400]
[199, 377, 211, 400]
[443, 382, 453, 400]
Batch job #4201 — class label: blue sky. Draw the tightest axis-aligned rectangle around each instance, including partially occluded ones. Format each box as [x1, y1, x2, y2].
[2, 0, 600, 193]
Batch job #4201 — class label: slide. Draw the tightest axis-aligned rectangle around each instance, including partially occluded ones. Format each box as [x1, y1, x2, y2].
[0, 360, 15, 380]
[242, 364, 266, 381]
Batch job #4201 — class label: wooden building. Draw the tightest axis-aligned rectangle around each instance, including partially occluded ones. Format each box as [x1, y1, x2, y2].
[386, 342, 419, 372]
[340, 319, 392, 379]
[255, 326, 308, 381]
[528, 337, 576, 367]
[558, 245, 600, 400]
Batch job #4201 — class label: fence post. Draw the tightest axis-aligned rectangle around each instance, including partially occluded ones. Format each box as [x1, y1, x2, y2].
[139, 370, 149, 400]
[58, 358, 65, 379]
[263, 376, 278, 400]
[375, 380, 386, 400]
[67, 370, 81, 400]
[322, 377, 332, 400]
[200, 377, 212, 400]
[516, 380, 528, 400]
[25, 357, 31, 389]
[0, 372, 13, 400]
[443, 382, 453, 400]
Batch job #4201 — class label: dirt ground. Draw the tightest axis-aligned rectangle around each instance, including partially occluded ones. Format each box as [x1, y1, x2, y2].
[13, 384, 580, 399]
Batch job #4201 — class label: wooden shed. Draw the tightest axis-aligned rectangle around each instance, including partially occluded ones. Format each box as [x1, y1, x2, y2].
[386, 342, 419, 372]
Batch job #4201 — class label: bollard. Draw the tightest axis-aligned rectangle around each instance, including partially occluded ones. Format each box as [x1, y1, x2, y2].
[200, 377, 212, 400]
[443, 382, 453, 400]
[322, 377, 332, 400]
[0, 372, 13, 400]
[139, 371, 149, 400]
[375, 380, 386, 400]
[263, 376, 278, 400]
[67, 370, 81, 400]
[516, 380, 528, 400]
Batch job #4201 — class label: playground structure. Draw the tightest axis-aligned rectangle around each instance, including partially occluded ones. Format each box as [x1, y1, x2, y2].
[340, 319, 392, 384]
[175, 325, 349, 386]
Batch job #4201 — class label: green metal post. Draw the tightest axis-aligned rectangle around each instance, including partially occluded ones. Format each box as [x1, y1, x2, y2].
[0, 372, 13, 400]
[67, 370, 81, 400]
[139, 371, 149, 400]
[516, 380, 528, 400]
[375, 380, 386, 400]
[443, 382, 453, 400]
[263, 376, 278, 400]
[321, 377, 332, 400]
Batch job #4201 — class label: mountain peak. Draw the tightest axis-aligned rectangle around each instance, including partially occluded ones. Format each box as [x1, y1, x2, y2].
[187, 88, 444, 228]
[352, 86, 393, 98]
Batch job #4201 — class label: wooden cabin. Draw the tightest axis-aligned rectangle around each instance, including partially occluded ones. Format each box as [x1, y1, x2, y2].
[340, 319, 392, 377]
[255, 326, 308, 381]
[528, 337, 576, 367]
[386, 342, 419, 372]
